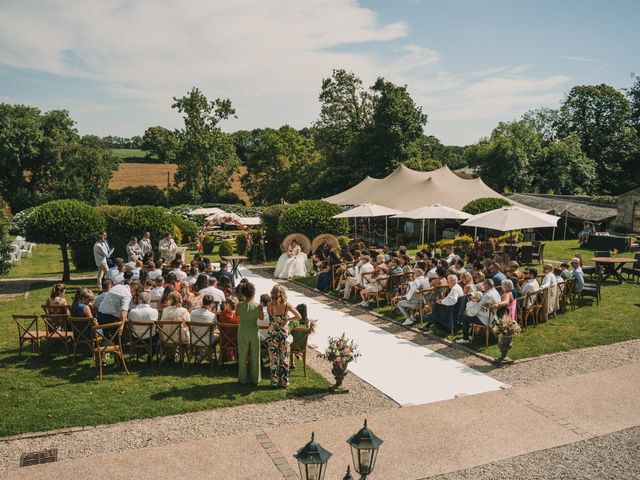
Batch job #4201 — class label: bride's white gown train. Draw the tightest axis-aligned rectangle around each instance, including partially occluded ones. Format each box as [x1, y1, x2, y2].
[274, 246, 308, 279]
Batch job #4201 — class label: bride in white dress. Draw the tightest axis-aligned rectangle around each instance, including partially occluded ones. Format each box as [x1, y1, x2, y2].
[274, 240, 308, 279]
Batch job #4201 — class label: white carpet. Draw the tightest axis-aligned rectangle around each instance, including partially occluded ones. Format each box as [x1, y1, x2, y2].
[242, 268, 505, 406]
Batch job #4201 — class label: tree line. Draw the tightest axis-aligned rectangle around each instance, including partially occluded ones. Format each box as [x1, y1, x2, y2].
[1, 71, 638, 213]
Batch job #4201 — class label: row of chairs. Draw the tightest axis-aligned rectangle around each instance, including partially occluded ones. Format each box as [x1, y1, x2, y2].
[13, 313, 311, 380]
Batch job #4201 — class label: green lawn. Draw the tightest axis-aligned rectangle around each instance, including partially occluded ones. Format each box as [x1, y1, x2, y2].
[0, 280, 329, 437]
[3, 243, 94, 279]
[110, 148, 149, 160]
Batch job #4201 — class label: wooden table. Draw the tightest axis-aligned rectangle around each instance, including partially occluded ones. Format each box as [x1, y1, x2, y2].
[221, 255, 248, 279]
[591, 257, 637, 283]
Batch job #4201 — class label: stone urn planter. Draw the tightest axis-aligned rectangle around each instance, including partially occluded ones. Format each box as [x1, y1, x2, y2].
[330, 360, 350, 393]
[494, 334, 514, 366]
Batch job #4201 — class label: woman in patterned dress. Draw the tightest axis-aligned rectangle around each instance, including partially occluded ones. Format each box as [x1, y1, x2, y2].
[261, 284, 301, 388]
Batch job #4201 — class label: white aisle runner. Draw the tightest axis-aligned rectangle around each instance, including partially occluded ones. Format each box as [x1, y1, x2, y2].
[242, 269, 504, 406]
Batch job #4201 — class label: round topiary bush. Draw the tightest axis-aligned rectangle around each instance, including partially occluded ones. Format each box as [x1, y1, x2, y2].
[25, 200, 106, 281]
[202, 234, 215, 254]
[172, 215, 199, 244]
[462, 197, 511, 215]
[235, 231, 251, 255]
[277, 200, 348, 240]
[110, 206, 175, 259]
[219, 240, 234, 258]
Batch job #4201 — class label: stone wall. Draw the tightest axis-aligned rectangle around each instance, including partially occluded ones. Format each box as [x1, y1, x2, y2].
[616, 189, 640, 232]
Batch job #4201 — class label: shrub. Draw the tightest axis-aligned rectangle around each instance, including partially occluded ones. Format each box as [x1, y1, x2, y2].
[25, 200, 105, 281]
[435, 239, 454, 249]
[171, 224, 183, 246]
[262, 204, 292, 259]
[202, 235, 216, 254]
[109, 206, 175, 258]
[277, 200, 348, 240]
[452, 234, 474, 247]
[172, 215, 199, 243]
[219, 240, 234, 258]
[9, 206, 36, 236]
[497, 231, 524, 242]
[107, 186, 166, 206]
[462, 197, 511, 215]
[235, 231, 251, 255]
[337, 235, 349, 250]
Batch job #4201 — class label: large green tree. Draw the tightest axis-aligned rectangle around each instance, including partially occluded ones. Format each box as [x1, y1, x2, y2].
[172, 88, 240, 203]
[535, 135, 596, 194]
[141, 125, 178, 163]
[240, 126, 321, 204]
[0, 104, 117, 211]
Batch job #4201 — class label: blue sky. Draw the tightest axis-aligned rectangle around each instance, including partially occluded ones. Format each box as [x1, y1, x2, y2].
[0, 0, 638, 145]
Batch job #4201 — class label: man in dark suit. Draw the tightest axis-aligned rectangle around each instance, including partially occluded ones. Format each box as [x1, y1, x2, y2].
[211, 260, 236, 287]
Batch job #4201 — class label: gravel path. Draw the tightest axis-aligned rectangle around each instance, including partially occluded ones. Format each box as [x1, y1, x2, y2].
[425, 426, 640, 480]
[0, 352, 397, 472]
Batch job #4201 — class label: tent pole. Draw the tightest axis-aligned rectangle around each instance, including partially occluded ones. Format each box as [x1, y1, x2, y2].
[385, 216, 388, 245]
[552, 226, 556, 241]
[434, 219, 437, 242]
[421, 219, 425, 245]
[397, 218, 399, 247]
[563, 211, 568, 240]
[474, 227, 477, 242]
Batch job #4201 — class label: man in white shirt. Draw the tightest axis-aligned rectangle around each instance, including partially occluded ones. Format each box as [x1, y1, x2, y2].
[110, 262, 126, 285]
[170, 259, 188, 282]
[540, 264, 559, 316]
[126, 237, 143, 262]
[520, 267, 540, 307]
[139, 231, 153, 256]
[93, 234, 113, 289]
[190, 295, 219, 352]
[158, 232, 178, 263]
[128, 291, 158, 339]
[570, 258, 585, 293]
[423, 275, 464, 333]
[199, 277, 226, 303]
[147, 262, 163, 281]
[190, 295, 217, 324]
[398, 268, 429, 326]
[457, 279, 501, 343]
[343, 255, 374, 300]
[540, 264, 557, 288]
[149, 277, 165, 303]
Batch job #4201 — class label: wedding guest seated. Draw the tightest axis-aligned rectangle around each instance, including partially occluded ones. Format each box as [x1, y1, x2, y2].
[212, 260, 235, 287]
[150, 277, 165, 302]
[170, 259, 188, 282]
[316, 262, 332, 292]
[108, 258, 124, 278]
[165, 272, 180, 291]
[158, 285, 175, 311]
[159, 291, 190, 343]
[110, 259, 126, 285]
[126, 236, 143, 262]
[459, 271, 476, 295]
[190, 295, 219, 356]
[540, 264, 557, 288]
[343, 255, 373, 300]
[423, 275, 464, 335]
[179, 279, 194, 310]
[46, 283, 68, 307]
[507, 261, 523, 283]
[199, 276, 225, 303]
[570, 258, 585, 293]
[128, 291, 159, 335]
[554, 267, 565, 284]
[312, 237, 330, 270]
[456, 279, 501, 344]
[93, 279, 112, 311]
[426, 258, 438, 279]
[398, 268, 429, 326]
[490, 263, 507, 284]
[187, 265, 200, 284]
[520, 267, 540, 306]
[560, 262, 572, 281]
[474, 271, 486, 291]
[218, 296, 240, 324]
[71, 288, 94, 317]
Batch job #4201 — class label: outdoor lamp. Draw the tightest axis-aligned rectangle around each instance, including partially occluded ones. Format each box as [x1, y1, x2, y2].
[294, 432, 332, 480]
[346, 419, 383, 477]
[342, 465, 355, 480]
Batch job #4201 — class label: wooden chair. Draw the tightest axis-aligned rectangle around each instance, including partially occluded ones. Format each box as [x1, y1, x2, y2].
[331, 262, 346, 290]
[156, 320, 189, 367]
[534, 287, 548, 324]
[41, 313, 73, 359]
[472, 306, 496, 346]
[559, 278, 577, 313]
[383, 273, 406, 306]
[66, 316, 96, 364]
[92, 320, 128, 381]
[575, 253, 596, 277]
[217, 323, 239, 366]
[128, 320, 156, 364]
[621, 253, 640, 283]
[41, 304, 70, 315]
[519, 245, 534, 265]
[531, 243, 545, 265]
[13, 315, 46, 359]
[189, 321, 218, 369]
[580, 266, 602, 305]
[520, 291, 540, 328]
[290, 326, 311, 377]
[593, 250, 611, 258]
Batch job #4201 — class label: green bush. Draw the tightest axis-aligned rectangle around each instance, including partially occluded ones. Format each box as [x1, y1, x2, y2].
[462, 197, 511, 215]
[219, 240, 234, 258]
[277, 200, 348, 240]
[171, 224, 183, 246]
[0, 196, 12, 276]
[172, 215, 200, 243]
[235, 231, 251, 255]
[107, 186, 167, 206]
[497, 230, 524, 242]
[109, 206, 175, 259]
[337, 235, 349, 250]
[452, 234, 475, 247]
[202, 235, 216, 254]
[262, 204, 291, 259]
[25, 200, 105, 281]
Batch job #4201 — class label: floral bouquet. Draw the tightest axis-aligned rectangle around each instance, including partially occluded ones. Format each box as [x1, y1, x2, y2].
[319, 333, 361, 364]
[491, 313, 522, 337]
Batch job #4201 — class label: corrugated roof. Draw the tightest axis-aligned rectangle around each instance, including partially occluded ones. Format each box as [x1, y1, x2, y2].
[507, 194, 617, 222]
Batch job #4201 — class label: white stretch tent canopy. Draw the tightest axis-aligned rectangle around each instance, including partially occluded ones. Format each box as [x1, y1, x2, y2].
[324, 164, 520, 211]
[239, 216, 261, 225]
[190, 207, 228, 216]
[205, 212, 242, 223]
[461, 206, 560, 231]
[393, 204, 472, 244]
[333, 203, 401, 243]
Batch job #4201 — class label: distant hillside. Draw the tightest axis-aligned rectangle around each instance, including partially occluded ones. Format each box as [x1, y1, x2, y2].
[109, 163, 250, 205]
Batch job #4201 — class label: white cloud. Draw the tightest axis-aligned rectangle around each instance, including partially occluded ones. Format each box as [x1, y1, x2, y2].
[560, 55, 600, 63]
[0, 0, 573, 144]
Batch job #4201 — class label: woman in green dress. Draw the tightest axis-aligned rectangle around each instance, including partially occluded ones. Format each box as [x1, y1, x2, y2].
[236, 282, 261, 385]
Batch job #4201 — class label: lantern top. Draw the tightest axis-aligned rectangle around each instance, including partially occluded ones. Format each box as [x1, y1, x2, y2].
[294, 432, 333, 465]
[347, 419, 384, 450]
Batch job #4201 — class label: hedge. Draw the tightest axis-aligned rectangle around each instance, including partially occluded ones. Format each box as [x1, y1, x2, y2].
[25, 200, 105, 281]
[262, 204, 291, 259]
[462, 197, 511, 215]
[202, 235, 215, 254]
[235, 231, 251, 255]
[219, 240, 234, 258]
[172, 215, 199, 243]
[277, 200, 348, 240]
[109, 206, 175, 259]
[107, 186, 167, 206]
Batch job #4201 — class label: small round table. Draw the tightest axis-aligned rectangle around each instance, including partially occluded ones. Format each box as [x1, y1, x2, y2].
[591, 257, 637, 283]
[221, 255, 248, 279]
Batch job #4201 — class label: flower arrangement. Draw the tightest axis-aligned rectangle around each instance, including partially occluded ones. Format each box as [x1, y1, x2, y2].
[319, 333, 360, 364]
[491, 313, 522, 337]
[610, 248, 618, 258]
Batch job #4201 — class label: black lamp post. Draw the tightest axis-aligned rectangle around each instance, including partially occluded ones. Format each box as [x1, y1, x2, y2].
[346, 419, 383, 479]
[294, 432, 332, 480]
